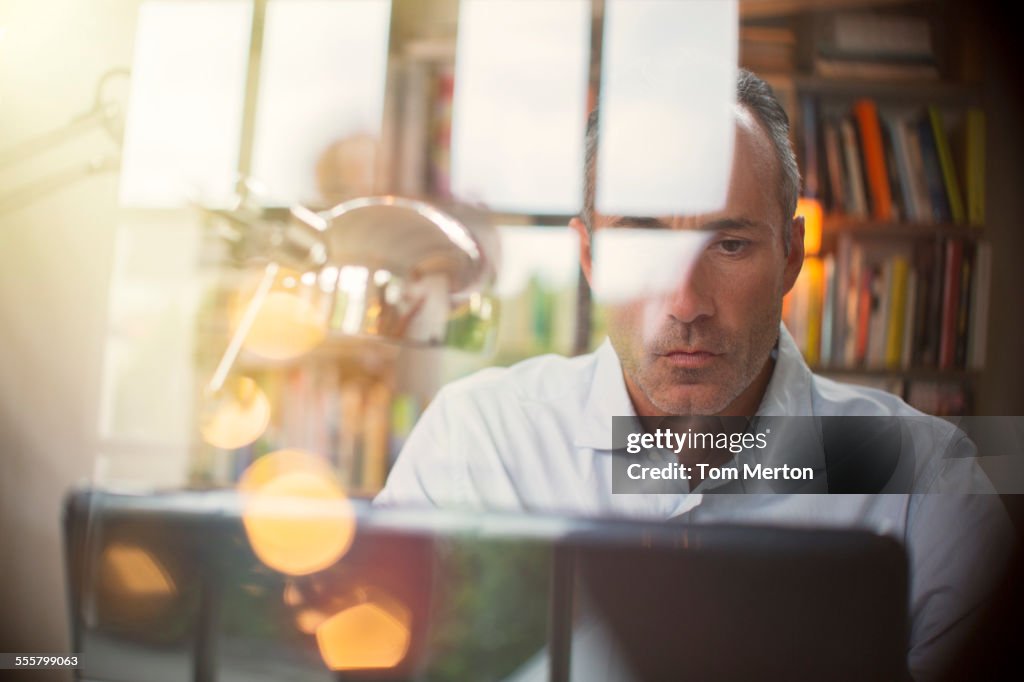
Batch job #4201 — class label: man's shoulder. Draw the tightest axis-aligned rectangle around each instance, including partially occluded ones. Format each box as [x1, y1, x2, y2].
[436, 350, 599, 408]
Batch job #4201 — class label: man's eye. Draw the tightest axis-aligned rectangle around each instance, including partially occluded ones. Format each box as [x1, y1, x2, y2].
[716, 239, 749, 255]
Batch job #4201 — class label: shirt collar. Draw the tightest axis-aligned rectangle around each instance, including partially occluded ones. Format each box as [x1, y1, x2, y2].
[573, 323, 815, 451]
[755, 323, 816, 417]
[573, 338, 637, 450]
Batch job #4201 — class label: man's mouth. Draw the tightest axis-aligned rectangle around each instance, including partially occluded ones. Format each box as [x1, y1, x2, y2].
[659, 350, 721, 368]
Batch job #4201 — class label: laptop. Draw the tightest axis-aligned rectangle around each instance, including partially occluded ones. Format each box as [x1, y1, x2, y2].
[64, 488, 907, 681]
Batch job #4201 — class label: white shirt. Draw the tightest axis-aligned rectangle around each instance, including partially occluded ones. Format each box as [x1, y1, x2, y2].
[377, 324, 1015, 679]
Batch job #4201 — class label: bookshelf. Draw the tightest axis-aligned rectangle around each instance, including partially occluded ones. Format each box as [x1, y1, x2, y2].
[748, 0, 993, 415]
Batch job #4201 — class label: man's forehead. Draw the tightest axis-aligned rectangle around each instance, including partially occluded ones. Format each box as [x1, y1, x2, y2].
[590, 106, 782, 230]
[594, 212, 770, 232]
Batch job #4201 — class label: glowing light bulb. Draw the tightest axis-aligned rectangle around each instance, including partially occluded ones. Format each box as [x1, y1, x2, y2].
[199, 376, 270, 449]
[796, 197, 823, 257]
[239, 449, 355, 576]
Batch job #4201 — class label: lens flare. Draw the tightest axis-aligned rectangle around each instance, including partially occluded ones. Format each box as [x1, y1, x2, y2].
[240, 449, 355, 576]
[296, 608, 329, 635]
[199, 376, 270, 449]
[97, 543, 178, 624]
[233, 268, 328, 360]
[316, 594, 411, 671]
[100, 543, 177, 598]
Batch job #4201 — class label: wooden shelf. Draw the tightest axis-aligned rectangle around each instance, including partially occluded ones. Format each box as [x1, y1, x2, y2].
[822, 217, 985, 240]
[791, 75, 982, 104]
[740, 0, 925, 19]
[812, 365, 979, 381]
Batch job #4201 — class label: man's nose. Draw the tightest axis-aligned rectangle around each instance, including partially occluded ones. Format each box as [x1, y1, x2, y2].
[664, 260, 715, 324]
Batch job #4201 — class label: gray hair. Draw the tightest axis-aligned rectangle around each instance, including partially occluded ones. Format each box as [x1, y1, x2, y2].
[582, 68, 801, 253]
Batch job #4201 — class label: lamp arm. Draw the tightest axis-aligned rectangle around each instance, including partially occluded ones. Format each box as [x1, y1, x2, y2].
[206, 261, 280, 395]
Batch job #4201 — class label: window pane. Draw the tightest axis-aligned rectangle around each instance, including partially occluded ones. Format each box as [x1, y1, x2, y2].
[252, 0, 392, 206]
[119, 0, 251, 207]
[597, 0, 737, 216]
[450, 0, 590, 214]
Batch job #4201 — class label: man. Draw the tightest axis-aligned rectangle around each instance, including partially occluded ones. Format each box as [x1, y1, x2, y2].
[377, 70, 1014, 679]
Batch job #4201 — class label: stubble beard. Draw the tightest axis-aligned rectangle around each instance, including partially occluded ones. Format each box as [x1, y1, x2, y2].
[615, 304, 782, 417]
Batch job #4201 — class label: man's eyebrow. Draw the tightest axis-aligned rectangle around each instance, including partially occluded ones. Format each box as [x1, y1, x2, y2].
[699, 217, 766, 232]
[607, 216, 768, 231]
[607, 216, 673, 229]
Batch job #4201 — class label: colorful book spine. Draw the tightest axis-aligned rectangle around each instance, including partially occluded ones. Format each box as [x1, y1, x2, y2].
[805, 257, 825, 366]
[938, 239, 963, 370]
[916, 115, 951, 223]
[902, 118, 934, 222]
[885, 255, 910, 369]
[965, 108, 986, 226]
[823, 119, 846, 214]
[853, 99, 894, 221]
[928, 106, 966, 224]
[840, 117, 869, 219]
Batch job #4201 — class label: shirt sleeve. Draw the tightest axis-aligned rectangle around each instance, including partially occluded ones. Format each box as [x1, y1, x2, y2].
[373, 387, 470, 509]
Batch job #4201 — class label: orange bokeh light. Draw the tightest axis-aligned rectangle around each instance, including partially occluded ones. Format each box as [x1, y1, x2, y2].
[232, 268, 328, 361]
[199, 376, 270, 450]
[316, 597, 412, 671]
[796, 197, 823, 256]
[100, 543, 177, 598]
[240, 449, 355, 576]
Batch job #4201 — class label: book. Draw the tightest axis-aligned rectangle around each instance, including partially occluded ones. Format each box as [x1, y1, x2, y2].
[823, 118, 846, 214]
[800, 95, 821, 200]
[901, 117, 934, 222]
[855, 261, 875, 365]
[916, 114, 952, 223]
[840, 117, 869, 219]
[884, 255, 910, 369]
[867, 258, 892, 367]
[805, 257, 826, 366]
[928, 106, 966, 224]
[954, 242, 974, 368]
[921, 237, 946, 367]
[843, 238, 865, 365]
[820, 254, 836, 367]
[968, 241, 991, 369]
[964, 108, 986, 226]
[880, 116, 905, 221]
[853, 99, 894, 221]
[938, 239, 963, 370]
[900, 268, 918, 369]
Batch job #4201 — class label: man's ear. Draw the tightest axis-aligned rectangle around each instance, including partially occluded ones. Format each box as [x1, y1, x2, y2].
[569, 217, 593, 286]
[782, 214, 805, 295]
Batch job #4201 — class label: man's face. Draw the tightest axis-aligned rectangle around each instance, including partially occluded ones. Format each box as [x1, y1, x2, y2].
[572, 109, 804, 416]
